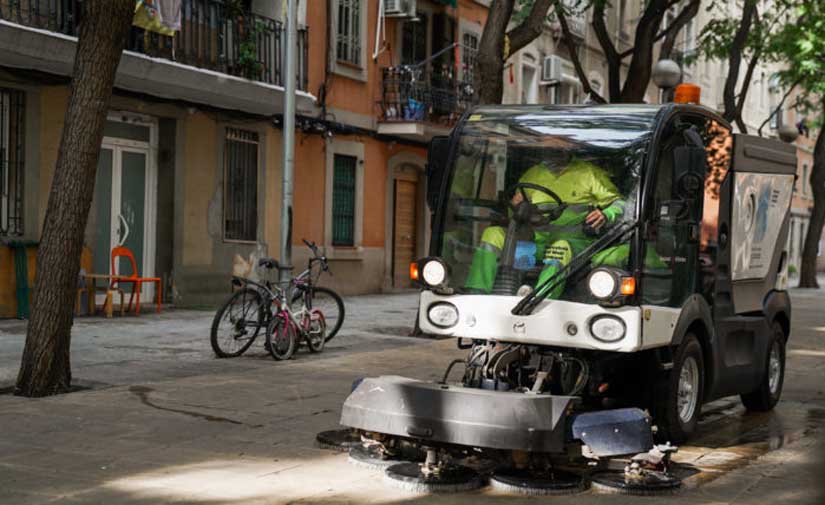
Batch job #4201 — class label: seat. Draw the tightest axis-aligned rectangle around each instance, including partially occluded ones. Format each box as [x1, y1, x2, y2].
[110, 246, 162, 315]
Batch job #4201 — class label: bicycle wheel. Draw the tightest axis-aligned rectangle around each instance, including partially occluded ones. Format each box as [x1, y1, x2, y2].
[266, 315, 296, 361]
[210, 288, 263, 358]
[307, 309, 326, 353]
[293, 287, 345, 342]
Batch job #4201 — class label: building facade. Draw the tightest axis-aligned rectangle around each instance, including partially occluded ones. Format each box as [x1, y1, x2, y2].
[0, 0, 489, 316]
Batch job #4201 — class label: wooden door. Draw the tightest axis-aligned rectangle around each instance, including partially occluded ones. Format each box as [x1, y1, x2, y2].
[393, 179, 417, 288]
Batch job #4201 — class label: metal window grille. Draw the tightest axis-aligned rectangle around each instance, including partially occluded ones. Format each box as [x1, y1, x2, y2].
[462, 33, 478, 83]
[224, 128, 259, 241]
[1, 88, 25, 237]
[336, 0, 361, 65]
[332, 154, 356, 246]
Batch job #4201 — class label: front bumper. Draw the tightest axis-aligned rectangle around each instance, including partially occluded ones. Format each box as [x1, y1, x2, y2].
[340, 376, 577, 453]
[418, 291, 644, 351]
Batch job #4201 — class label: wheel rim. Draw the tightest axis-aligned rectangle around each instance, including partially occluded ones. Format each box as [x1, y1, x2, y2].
[677, 356, 700, 423]
[768, 340, 782, 395]
[217, 294, 260, 354]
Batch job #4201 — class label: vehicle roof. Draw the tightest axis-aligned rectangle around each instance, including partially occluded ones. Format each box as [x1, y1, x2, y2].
[467, 103, 728, 132]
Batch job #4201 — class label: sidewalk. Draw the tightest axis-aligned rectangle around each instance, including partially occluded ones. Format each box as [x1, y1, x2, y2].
[1, 290, 824, 504]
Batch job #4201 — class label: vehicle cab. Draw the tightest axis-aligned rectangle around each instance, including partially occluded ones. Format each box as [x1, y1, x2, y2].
[413, 104, 794, 441]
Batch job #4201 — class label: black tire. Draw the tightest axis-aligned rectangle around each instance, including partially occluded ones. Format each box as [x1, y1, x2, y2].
[266, 316, 296, 361]
[741, 322, 786, 412]
[307, 310, 326, 353]
[210, 288, 263, 358]
[292, 286, 344, 342]
[652, 333, 704, 444]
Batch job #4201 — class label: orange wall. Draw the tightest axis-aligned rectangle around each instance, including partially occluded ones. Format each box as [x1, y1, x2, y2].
[304, 0, 488, 118]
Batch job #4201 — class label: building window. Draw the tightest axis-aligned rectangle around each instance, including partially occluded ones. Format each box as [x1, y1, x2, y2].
[462, 32, 479, 83]
[332, 154, 356, 246]
[1, 88, 25, 237]
[802, 163, 809, 196]
[336, 0, 361, 66]
[224, 128, 259, 242]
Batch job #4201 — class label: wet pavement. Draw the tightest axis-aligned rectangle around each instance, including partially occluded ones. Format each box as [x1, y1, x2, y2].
[0, 288, 823, 504]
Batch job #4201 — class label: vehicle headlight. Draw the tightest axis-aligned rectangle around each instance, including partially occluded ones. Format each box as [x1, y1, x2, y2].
[590, 315, 626, 342]
[427, 302, 459, 328]
[421, 259, 447, 286]
[588, 269, 618, 300]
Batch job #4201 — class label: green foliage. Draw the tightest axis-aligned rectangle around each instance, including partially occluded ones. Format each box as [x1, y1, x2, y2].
[238, 20, 273, 79]
[770, 1, 825, 104]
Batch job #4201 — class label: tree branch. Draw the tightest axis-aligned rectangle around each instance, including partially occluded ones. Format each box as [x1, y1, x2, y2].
[723, 0, 758, 124]
[659, 0, 700, 60]
[591, 1, 621, 100]
[734, 48, 761, 133]
[555, 1, 606, 103]
[506, 0, 554, 55]
[757, 80, 800, 137]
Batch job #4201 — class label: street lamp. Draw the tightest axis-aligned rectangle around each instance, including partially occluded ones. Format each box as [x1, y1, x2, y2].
[778, 123, 799, 143]
[652, 59, 682, 103]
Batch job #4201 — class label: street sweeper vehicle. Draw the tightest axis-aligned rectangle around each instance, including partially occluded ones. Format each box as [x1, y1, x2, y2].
[327, 103, 795, 494]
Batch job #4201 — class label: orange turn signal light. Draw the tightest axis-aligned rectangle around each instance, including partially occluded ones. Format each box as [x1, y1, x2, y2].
[620, 277, 636, 296]
[409, 262, 419, 281]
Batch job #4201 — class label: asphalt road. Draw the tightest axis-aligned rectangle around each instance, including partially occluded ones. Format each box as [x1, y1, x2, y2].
[0, 288, 823, 504]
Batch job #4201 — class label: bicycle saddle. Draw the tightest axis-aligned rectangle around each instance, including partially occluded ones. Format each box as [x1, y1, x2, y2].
[258, 257, 280, 270]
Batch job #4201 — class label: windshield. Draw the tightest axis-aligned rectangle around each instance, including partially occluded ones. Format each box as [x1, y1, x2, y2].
[437, 105, 659, 301]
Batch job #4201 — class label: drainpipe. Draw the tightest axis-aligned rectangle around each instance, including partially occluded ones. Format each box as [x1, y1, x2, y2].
[280, 0, 298, 282]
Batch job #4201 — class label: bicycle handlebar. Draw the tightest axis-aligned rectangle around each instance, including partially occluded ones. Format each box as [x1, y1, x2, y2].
[302, 238, 330, 274]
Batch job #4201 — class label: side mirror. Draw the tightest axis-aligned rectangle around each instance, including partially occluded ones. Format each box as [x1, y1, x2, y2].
[426, 136, 450, 211]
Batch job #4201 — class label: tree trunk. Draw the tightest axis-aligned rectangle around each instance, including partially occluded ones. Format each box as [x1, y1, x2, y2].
[723, 0, 757, 126]
[799, 113, 825, 288]
[15, 0, 135, 397]
[619, 0, 667, 103]
[475, 0, 515, 104]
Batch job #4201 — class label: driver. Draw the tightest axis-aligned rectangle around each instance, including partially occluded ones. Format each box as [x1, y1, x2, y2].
[465, 157, 626, 298]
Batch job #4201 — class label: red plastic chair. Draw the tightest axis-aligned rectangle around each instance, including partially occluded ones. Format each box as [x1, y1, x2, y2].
[110, 246, 162, 315]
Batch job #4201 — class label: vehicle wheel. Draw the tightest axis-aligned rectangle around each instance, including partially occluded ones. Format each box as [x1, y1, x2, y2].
[741, 322, 785, 412]
[307, 309, 326, 353]
[210, 288, 263, 358]
[266, 316, 296, 361]
[652, 333, 704, 444]
[292, 287, 344, 342]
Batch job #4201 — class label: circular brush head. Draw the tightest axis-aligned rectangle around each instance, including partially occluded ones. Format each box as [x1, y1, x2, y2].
[315, 429, 360, 452]
[384, 462, 482, 494]
[591, 470, 681, 495]
[348, 445, 408, 471]
[490, 468, 587, 496]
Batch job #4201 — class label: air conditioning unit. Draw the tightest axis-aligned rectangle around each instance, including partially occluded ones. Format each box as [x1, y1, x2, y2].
[384, 0, 417, 18]
[541, 55, 576, 84]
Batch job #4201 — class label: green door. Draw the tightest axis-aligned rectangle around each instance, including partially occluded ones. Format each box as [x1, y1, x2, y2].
[117, 150, 147, 278]
[91, 144, 151, 299]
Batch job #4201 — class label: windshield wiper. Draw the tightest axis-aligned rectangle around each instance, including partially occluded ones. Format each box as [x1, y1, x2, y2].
[510, 220, 639, 316]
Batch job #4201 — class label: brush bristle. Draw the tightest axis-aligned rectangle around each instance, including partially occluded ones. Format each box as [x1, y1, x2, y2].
[590, 471, 681, 496]
[489, 476, 585, 496]
[315, 429, 360, 452]
[382, 473, 483, 494]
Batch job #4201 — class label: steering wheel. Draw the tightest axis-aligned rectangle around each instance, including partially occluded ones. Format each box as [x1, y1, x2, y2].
[506, 182, 567, 225]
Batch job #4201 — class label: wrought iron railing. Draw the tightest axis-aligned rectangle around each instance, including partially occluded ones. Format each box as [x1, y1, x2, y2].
[379, 66, 474, 126]
[0, 0, 308, 90]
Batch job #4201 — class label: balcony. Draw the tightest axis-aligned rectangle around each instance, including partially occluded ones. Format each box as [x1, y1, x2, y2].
[377, 66, 475, 142]
[0, 0, 313, 115]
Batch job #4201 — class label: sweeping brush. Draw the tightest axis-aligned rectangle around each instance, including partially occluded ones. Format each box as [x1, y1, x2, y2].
[590, 471, 681, 495]
[315, 429, 361, 452]
[488, 469, 588, 496]
[347, 445, 408, 471]
[383, 462, 483, 494]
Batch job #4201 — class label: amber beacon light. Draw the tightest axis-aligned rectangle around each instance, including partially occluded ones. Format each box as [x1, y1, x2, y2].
[674, 83, 701, 104]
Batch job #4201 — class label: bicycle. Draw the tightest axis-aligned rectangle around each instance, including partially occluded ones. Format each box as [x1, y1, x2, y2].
[210, 240, 345, 359]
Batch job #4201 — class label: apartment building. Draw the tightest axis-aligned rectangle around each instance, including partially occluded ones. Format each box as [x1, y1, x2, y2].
[0, 0, 489, 316]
